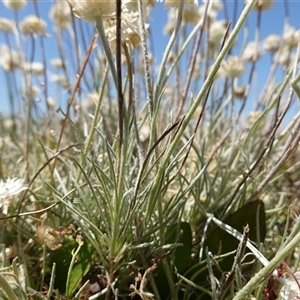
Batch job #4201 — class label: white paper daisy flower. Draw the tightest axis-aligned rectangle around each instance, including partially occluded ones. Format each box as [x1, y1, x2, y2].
[0, 178, 27, 214]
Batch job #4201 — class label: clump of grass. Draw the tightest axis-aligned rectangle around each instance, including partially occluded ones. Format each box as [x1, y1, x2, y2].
[1, 0, 300, 299]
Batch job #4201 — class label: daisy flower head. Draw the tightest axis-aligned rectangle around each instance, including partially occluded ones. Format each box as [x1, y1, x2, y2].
[0, 178, 27, 215]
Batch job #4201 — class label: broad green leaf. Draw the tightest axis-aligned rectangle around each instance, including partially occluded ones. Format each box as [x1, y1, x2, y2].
[165, 221, 192, 273]
[185, 200, 266, 299]
[154, 222, 192, 299]
[66, 242, 94, 297]
[49, 241, 94, 296]
[204, 199, 266, 265]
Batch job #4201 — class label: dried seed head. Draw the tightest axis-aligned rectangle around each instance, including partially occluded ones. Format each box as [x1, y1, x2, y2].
[20, 15, 48, 36]
[263, 34, 281, 52]
[203, 0, 222, 12]
[220, 56, 245, 78]
[49, 1, 72, 29]
[36, 225, 62, 250]
[23, 85, 40, 99]
[0, 18, 15, 33]
[208, 20, 226, 44]
[3, 0, 26, 10]
[47, 97, 57, 108]
[0, 45, 22, 72]
[283, 24, 300, 49]
[139, 123, 150, 143]
[252, 0, 274, 11]
[67, 0, 117, 22]
[165, 0, 201, 25]
[248, 111, 263, 126]
[234, 85, 248, 99]
[182, 6, 201, 25]
[163, 8, 177, 35]
[242, 41, 260, 62]
[51, 74, 71, 89]
[274, 46, 292, 66]
[51, 58, 64, 69]
[105, 10, 148, 52]
[23, 62, 44, 76]
[164, 0, 198, 8]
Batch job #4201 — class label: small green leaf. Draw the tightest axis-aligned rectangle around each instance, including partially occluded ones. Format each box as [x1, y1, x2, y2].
[49, 241, 94, 296]
[154, 222, 192, 299]
[165, 221, 192, 273]
[66, 242, 94, 297]
[204, 199, 266, 263]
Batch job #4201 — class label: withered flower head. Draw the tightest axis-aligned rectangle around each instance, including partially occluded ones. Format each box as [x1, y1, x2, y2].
[36, 225, 62, 250]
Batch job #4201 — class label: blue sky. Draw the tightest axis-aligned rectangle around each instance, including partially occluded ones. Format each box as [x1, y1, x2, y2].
[1, 1, 300, 114]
